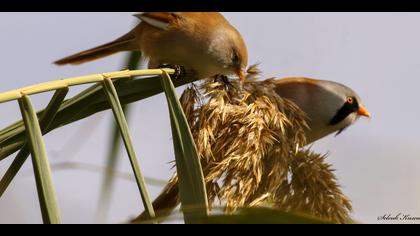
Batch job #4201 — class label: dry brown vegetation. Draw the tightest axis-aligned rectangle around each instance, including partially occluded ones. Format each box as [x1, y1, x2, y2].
[160, 66, 353, 223]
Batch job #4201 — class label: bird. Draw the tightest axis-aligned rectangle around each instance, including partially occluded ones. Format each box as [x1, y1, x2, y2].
[54, 12, 248, 82]
[272, 77, 371, 144]
[131, 77, 371, 223]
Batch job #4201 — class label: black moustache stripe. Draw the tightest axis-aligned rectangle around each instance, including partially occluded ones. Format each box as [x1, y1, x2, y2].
[329, 97, 359, 126]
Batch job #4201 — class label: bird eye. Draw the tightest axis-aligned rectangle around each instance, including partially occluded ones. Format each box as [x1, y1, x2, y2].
[231, 51, 240, 65]
[346, 97, 353, 104]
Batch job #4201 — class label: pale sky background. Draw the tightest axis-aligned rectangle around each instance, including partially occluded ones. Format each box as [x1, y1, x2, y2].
[0, 12, 419, 224]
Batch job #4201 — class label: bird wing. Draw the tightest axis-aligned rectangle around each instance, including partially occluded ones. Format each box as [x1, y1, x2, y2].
[134, 12, 182, 30]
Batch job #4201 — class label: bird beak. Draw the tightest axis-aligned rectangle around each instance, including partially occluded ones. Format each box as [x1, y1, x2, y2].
[357, 106, 371, 118]
[237, 68, 245, 82]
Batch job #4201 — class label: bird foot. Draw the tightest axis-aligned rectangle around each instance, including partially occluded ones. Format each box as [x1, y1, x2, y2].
[159, 64, 186, 81]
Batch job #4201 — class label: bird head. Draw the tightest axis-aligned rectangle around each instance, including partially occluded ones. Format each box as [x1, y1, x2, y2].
[207, 27, 248, 82]
[273, 78, 370, 144]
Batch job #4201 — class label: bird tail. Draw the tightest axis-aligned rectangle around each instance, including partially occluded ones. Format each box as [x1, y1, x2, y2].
[132, 178, 180, 223]
[54, 32, 138, 65]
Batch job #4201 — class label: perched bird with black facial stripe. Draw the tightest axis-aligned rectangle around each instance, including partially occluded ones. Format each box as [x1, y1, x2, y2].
[273, 77, 370, 144]
[54, 12, 248, 82]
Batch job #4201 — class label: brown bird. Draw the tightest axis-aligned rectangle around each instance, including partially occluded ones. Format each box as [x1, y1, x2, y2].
[54, 12, 248, 81]
[132, 77, 371, 223]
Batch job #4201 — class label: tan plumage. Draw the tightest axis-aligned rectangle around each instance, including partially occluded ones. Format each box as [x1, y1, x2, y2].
[55, 12, 248, 81]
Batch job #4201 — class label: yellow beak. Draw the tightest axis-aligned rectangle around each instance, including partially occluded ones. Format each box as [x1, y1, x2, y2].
[237, 68, 245, 82]
[357, 106, 371, 118]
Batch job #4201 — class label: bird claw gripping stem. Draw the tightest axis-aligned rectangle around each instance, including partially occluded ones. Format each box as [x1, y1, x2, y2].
[158, 64, 187, 81]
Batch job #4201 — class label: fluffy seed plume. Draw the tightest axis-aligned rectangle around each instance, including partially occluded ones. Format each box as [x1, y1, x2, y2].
[142, 65, 352, 223]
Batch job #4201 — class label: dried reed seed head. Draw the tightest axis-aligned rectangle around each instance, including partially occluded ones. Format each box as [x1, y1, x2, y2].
[273, 149, 352, 223]
[172, 67, 352, 223]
